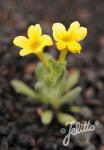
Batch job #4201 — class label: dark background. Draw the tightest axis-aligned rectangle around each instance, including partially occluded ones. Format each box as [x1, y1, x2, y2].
[0, 0, 104, 150]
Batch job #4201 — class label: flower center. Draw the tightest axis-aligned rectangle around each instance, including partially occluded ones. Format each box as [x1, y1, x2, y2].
[62, 32, 73, 43]
[30, 40, 41, 50]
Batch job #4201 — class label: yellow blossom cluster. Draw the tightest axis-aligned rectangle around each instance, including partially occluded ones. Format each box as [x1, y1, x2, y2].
[13, 21, 87, 65]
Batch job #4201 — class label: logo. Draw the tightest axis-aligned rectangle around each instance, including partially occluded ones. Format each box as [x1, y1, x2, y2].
[60, 120, 103, 146]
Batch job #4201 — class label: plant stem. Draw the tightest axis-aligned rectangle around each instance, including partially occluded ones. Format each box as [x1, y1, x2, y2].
[59, 49, 68, 63]
[37, 51, 48, 68]
[50, 98, 61, 110]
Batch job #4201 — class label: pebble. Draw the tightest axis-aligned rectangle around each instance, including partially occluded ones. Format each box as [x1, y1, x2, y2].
[80, 107, 93, 119]
[17, 134, 36, 147]
[0, 126, 9, 136]
[0, 138, 8, 150]
[41, 138, 58, 150]
[85, 144, 96, 150]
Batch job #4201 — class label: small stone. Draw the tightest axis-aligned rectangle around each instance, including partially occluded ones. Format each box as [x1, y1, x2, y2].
[41, 138, 58, 150]
[84, 87, 94, 98]
[84, 99, 102, 106]
[0, 126, 9, 136]
[0, 138, 8, 150]
[99, 145, 104, 150]
[80, 107, 93, 119]
[17, 134, 36, 147]
[99, 35, 104, 47]
[73, 133, 91, 147]
[85, 144, 96, 150]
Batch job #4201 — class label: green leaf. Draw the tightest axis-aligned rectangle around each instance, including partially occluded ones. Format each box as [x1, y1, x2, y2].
[35, 63, 46, 81]
[60, 87, 81, 104]
[65, 69, 80, 91]
[70, 106, 81, 113]
[35, 53, 66, 87]
[57, 112, 76, 125]
[40, 110, 53, 125]
[11, 80, 37, 99]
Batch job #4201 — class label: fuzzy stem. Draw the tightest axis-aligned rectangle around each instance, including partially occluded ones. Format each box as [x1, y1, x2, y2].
[37, 51, 48, 68]
[50, 99, 61, 110]
[59, 49, 68, 63]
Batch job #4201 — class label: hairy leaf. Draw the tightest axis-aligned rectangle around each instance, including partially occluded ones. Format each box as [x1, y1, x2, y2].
[40, 110, 53, 125]
[11, 80, 37, 99]
[57, 112, 76, 125]
[65, 69, 80, 90]
[60, 87, 81, 104]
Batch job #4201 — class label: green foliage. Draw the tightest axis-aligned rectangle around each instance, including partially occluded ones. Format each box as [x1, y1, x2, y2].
[57, 112, 76, 125]
[35, 54, 66, 86]
[70, 106, 81, 113]
[38, 109, 53, 125]
[11, 80, 38, 99]
[65, 69, 80, 90]
[60, 87, 81, 105]
[11, 54, 81, 125]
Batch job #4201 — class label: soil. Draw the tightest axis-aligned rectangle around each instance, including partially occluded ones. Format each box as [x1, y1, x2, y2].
[0, 0, 104, 150]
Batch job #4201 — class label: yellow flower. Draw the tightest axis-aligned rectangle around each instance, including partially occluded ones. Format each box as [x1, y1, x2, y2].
[52, 21, 87, 62]
[13, 24, 53, 66]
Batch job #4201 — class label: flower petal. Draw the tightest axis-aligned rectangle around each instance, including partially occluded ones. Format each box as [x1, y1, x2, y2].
[68, 21, 80, 33]
[68, 41, 82, 53]
[34, 46, 43, 54]
[56, 41, 67, 50]
[28, 24, 42, 40]
[19, 48, 33, 56]
[42, 35, 53, 46]
[74, 27, 87, 41]
[52, 23, 66, 41]
[13, 36, 28, 48]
